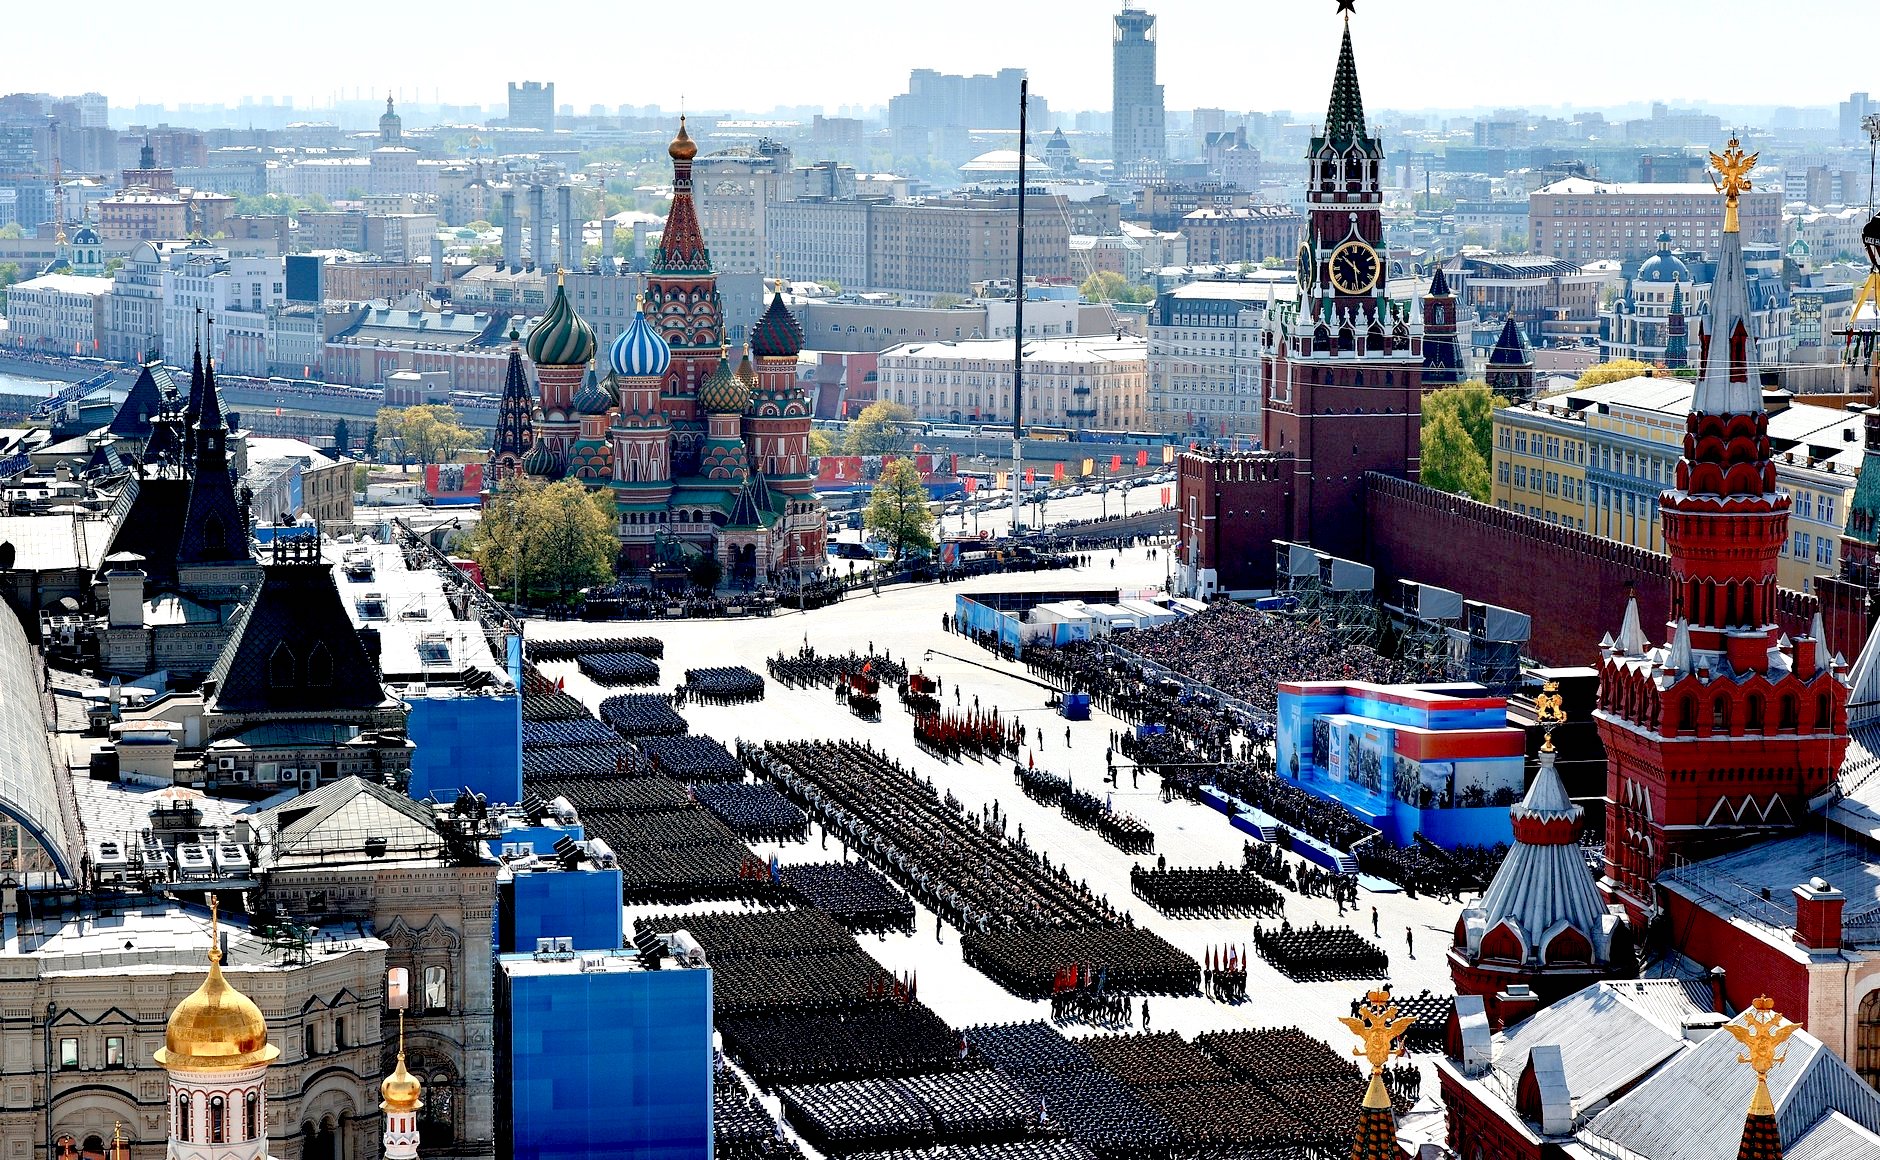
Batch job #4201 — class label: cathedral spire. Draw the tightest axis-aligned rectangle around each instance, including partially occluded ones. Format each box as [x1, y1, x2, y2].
[654, 117, 711, 273]
[1693, 138, 1763, 416]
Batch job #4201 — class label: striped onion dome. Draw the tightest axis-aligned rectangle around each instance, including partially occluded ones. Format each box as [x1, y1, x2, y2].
[609, 309, 672, 379]
[522, 434, 564, 479]
[573, 367, 614, 417]
[697, 356, 750, 415]
[524, 277, 596, 368]
[750, 292, 803, 359]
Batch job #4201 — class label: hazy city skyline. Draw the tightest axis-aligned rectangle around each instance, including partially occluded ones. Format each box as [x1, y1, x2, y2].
[20, 0, 1865, 120]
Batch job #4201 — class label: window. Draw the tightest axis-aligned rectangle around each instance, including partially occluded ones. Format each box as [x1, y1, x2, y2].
[59, 1038, 78, 1069]
[177, 1095, 192, 1142]
[245, 1092, 259, 1140]
[306, 642, 334, 685]
[1818, 539, 1833, 567]
[105, 1036, 124, 1067]
[270, 642, 295, 687]
[1795, 532, 1810, 558]
[424, 964, 449, 1011]
[210, 1097, 226, 1144]
[334, 1016, 346, 1049]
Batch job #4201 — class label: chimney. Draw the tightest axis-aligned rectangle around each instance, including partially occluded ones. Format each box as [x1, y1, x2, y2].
[1708, 965, 1728, 1013]
[1793, 876, 1845, 951]
[106, 555, 147, 629]
[1516, 1044, 1572, 1136]
[529, 184, 548, 269]
[1495, 983, 1542, 1028]
[557, 184, 575, 271]
[1793, 633, 1819, 681]
[430, 234, 445, 284]
[501, 189, 520, 270]
[600, 219, 616, 272]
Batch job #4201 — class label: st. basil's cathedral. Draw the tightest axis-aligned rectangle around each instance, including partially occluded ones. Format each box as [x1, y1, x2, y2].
[486, 118, 826, 582]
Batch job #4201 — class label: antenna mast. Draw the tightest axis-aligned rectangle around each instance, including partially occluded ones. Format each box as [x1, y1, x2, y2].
[1011, 77, 1028, 537]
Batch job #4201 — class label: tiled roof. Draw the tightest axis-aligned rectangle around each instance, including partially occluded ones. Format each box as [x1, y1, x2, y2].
[1786, 1111, 1880, 1160]
[103, 477, 189, 582]
[206, 553, 391, 716]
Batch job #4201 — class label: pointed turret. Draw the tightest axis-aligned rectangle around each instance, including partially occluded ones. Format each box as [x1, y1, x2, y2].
[1485, 315, 1535, 399]
[1421, 262, 1463, 386]
[176, 349, 248, 566]
[487, 330, 537, 487]
[1323, 19, 1369, 149]
[1693, 138, 1762, 416]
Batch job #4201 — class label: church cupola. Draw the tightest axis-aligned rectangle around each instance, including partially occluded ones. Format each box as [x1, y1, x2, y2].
[156, 898, 277, 1160]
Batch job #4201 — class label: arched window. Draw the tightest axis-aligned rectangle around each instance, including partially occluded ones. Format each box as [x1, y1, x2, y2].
[210, 1096, 226, 1144]
[1746, 694, 1764, 731]
[1780, 694, 1798, 731]
[203, 513, 227, 553]
[1857, 989, 1880, 1090]
[270, 642, 295, 687]
[305, 642, 333, 686]
[1730, 320, 1749, 382]
[177, 1095, 192, 1141]
[246, 1091, 260, 1140]
[1713, 697, 1732, 733]
[1818, 694, 1832, 731]
[1677, 694, 1697, 734]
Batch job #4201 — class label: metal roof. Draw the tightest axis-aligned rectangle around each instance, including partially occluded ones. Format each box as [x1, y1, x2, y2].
[1578, 1019, 1880, 1160]
[0, 604, 70, 877]
[1485, 982, 1690, 1121]
[1786, 1111, 1880, 1160]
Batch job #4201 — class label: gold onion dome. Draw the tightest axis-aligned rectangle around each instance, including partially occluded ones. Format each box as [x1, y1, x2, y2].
[155, 904, 279, 1073]
[669, 116, 697, 162]
[524, 275, 596, 368]
[380, 1053, 423, 1113]
[698, 355, 750, 414]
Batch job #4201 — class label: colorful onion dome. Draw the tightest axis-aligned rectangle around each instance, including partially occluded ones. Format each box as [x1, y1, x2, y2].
[523, 434, 564, 479]
[524, 276, 596, 367]
[609, 309, 672, 379]
[750, 292, 804, 359]
[573, 367, 614, 416]
[735, 351, 757, 387]
[669, 116, 697, 162]
[697, 356, 750, 414]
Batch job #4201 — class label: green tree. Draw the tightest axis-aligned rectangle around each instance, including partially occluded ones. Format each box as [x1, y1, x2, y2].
[467, 478, 616, 605]
[1421, 407, 1491, 501]
[844, 400, 915, 455]
[863, 458, 937, 561]
[687, 555, 723, 591]
[931, 293, 966, 309]
[352, 463, 373, 493]
[362, 423, 378, 460]
[1080, 269, 1154, 304]
[0, 261, 20, 292]
[1578, 359, 1654, 388]
[1424, 381, 1504, 468]
[807, 428, 835, 458]
[0, 223, 22, 240]
[817, 279, 842, 294]
[375, 404, 480, 466]
[332, 418, 351, 455]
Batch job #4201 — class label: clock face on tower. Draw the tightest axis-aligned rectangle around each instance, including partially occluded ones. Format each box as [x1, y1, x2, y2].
[1296, 244, 1313, 293]
[1329, 240, 1380, 295]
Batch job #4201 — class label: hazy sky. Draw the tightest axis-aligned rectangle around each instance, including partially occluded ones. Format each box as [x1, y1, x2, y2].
[22, 0, 1866, 116]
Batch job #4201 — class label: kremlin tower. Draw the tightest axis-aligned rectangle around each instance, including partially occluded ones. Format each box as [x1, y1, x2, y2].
[1420, 263, 1464, 387]
[1594, 139, 1850, 926]
[1257, 5, 1427, 563]
[1450, 684, 1631, 1024]
[155, 899, 279, 1160]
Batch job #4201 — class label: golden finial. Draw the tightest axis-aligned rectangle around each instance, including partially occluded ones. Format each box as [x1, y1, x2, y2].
[1536, 679, 1565, 753]
[207, 894, 221, 965]
[1727, 996, 1799, 1116]
[1709, 136, 1759, 235]
[111, 1123, 124, 1160]
[1339, 990, 1416, 1110]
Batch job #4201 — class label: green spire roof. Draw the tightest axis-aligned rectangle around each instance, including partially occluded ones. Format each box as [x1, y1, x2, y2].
[1323, 22, 1368, 147]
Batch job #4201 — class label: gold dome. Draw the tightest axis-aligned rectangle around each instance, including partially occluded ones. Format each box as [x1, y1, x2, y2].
[668, 116, 697, 162]
[154, 900, 280, 1073]
[381, 1053, 424, 1113]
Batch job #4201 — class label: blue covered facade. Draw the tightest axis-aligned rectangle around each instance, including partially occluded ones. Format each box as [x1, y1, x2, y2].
[498, 866, 624, 954]
[497, 953, 713, 1160]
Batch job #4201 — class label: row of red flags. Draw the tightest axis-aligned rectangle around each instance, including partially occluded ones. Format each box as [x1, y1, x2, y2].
[1207, 945, 1249, 973]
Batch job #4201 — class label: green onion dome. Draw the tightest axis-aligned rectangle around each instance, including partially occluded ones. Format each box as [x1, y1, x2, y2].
[573, 367, 614, 416]
[697, 356, 751, 415]
[524, 276, 596, 367]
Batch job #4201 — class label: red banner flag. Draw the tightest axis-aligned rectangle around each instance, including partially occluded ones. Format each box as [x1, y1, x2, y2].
[1136, 449, 1149, 467]
[1053, 461, 1065, 480]
[1025, 468, 1035, 484]
[1160, 487, 1170, 506]
[1110, 455, 1122, 472]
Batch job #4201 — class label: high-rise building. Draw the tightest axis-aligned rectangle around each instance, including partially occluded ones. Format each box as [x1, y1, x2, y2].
[1840, 91, 1874, 144]
[507, 81, 555, 133]
[693, 140, 794, 275]
[1112, 2, 1166, 164]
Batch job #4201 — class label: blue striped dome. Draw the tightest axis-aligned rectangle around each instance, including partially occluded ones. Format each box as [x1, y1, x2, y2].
[609, 310, 672, 379]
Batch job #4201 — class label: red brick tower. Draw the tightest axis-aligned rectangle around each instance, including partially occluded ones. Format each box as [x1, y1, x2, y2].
[1260, 7, 1426, 562]
[645, 117, 721, 478]
[1595, 140, 1850, 926]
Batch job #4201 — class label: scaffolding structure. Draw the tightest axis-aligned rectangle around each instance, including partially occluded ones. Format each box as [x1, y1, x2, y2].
[1446, 599, 1532, 693]
[1394, 580, 1465, 679]
[1272, 540, 1379, 648]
